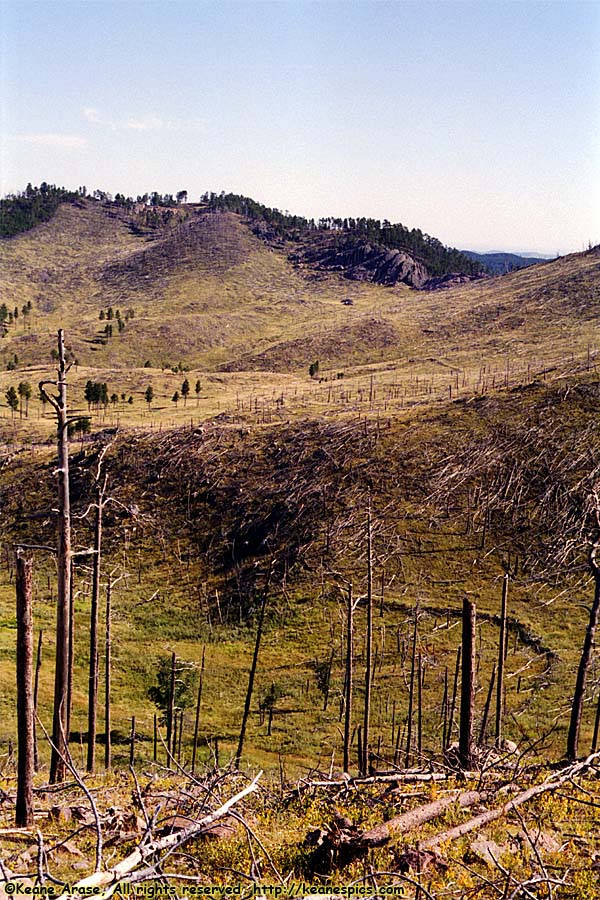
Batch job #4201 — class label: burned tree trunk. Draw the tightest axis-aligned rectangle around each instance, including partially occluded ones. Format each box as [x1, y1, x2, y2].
[405, 612, 418, 767]
[191, 645, 205, 774]
[167, 652, 176, 765]
[495, 574, 508, 748]
[459, 598, 476, 769]
[15, 554, 34, 826]
[66, 560, 74, 740]
[362, 503, 373, 775]
[235, 586, 268, 769]
[567, 536, 600, 761]
[33, 629, 43, 772]
[104, 575, 112, 770]
[446, 646, 461, 749]
[40, 329, 72, 784]
[343, 584, 354, 774]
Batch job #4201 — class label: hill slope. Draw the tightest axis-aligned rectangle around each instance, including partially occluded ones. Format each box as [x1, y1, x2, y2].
[1, 200, 598, 378]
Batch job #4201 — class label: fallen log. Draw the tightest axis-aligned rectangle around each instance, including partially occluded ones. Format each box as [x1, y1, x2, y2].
[305, 789, 483, 873]
[420, 751, 600, 850]
[294, 772, 451, 794]
[73, 771, 262, 893]
[353, 789, 483, 849]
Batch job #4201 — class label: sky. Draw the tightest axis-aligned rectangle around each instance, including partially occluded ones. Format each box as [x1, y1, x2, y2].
[1, 0, 599, 255]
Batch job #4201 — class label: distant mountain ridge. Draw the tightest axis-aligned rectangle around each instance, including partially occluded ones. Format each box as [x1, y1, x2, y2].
[462, 250, 549, 274]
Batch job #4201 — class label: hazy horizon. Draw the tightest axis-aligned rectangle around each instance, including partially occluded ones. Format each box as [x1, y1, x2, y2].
[2, 0, 599, 256]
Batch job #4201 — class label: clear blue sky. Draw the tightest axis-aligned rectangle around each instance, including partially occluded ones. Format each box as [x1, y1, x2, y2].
[1, 0, 599, 254]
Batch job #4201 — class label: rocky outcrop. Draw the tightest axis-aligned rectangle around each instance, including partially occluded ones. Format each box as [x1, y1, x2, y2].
[290, 237, 430, 288]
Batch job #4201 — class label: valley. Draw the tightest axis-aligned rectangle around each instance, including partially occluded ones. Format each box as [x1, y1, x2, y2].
[0, 195, 599, 897]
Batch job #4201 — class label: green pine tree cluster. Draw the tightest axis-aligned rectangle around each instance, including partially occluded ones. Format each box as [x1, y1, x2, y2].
[0, 183, 83, 237]
[203, 191, 482, 277]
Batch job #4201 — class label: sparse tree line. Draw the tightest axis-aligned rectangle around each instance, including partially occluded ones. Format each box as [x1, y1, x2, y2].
[0, 183, 189, 237]
[0, 300, 33, 334]
[4, 381, 31, 418]
[97, 306, 134, 341]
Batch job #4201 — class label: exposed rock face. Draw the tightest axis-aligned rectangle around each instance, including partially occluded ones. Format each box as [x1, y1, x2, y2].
[290, 237, 430, 288]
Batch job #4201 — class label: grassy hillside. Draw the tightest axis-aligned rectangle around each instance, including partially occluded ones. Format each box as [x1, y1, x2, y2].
[1, 373, 599, 768]
[1, 200, 600, 896]
[1, 202, 598, 448]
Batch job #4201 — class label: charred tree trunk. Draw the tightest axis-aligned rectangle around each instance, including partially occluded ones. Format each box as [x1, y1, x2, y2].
[15, 554, 34, 826]
[592, 687, 600, 753]
[33, 629, 43, 772]
[479, 664, 496, 745]
[129, 716, 136, 767]
[191, 645, 205, 774]
[567, 543, 600, 761]
[167, 652, 176, 765]
[343, 584, 354, 774]
[235, 586, 268, 768]
[104, 575, 112, 770]
[66, 561, 74, 740]
[40, 329, 72, 783]
[495, 574, 508, 748]
[362, 503, 373, 775]
[52, 330, 71, 782]
[459, 598, 476, 769]
[446, 646, 461, 749]
[405, 613, 418, 766]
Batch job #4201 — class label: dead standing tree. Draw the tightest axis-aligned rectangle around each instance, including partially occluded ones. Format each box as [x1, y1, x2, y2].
[361, 500, 373, 775]
[568, 501, 600, 760]
[39, 328, 72, 783]
[84, 445, 112, 773]
[428, 417, 600, 760]
[15, 553, 34, 826]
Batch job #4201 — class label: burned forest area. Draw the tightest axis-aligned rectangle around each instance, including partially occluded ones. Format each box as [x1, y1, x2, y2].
[1, 199, 600, 900]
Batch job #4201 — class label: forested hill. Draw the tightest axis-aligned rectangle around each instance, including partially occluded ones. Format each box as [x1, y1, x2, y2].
[204, 191, 483, 278]
[0, 183, 83, 237]
[2, 183, 484, 280]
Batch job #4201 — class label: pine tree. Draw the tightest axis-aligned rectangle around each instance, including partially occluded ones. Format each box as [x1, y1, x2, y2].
[6, 385, 18, 417]
[181, 378, 190, 406]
